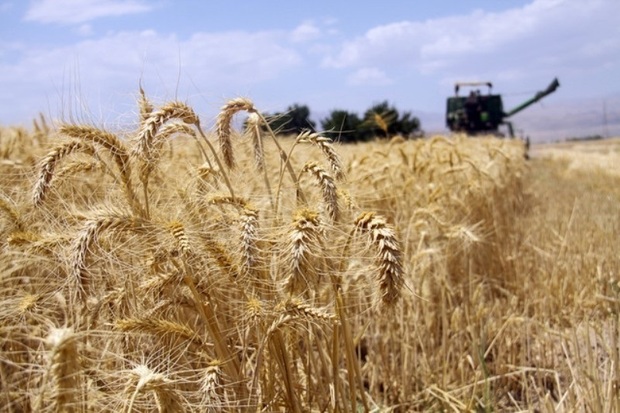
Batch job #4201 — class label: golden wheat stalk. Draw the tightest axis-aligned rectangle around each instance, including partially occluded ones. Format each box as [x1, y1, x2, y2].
[126, 365, 183, 413]
[284, 208, 324, 295]
[138, 84, 154, 127]
[301, 161, 340, 222]
[0, 194, 23, 230]
[43, 328, 82, 413]
[284, 298, 336, 323]
[58, 124, 143, 215]
[115, 317, 203, 346]
[200, 361, 225, 410]
[209, 196, 260, 277]
[167, 220, 191, 256]
[354, 212, 404, 306]
[133, 102, 200, 217]
[140, 122, 198, 181]
[33, 140, 96, 206]
[297, 131, 346, 181]
[245, 112, 266, 171]
[245, 112, 275, 209]
[135, 101, 198, 162]
[57, 160, 103, 178]
[71, 211, 141, 300]
[239, 207, 260, 277]
[197, 234, 242, 280]
[216, 97, 256, 170]
[59, 124, 130, 170]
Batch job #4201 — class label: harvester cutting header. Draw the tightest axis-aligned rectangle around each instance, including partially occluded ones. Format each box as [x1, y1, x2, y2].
[446, 77, 560, 137]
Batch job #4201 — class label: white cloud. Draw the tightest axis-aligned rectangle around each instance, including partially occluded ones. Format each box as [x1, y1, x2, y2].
[347, 67, 392, 86]
[76, 24, 94, 36]
[24, 0, 152, 24]
[322, 0, 620, 82]
[291, 21, 321, 43]
[0, 28, 303, 124]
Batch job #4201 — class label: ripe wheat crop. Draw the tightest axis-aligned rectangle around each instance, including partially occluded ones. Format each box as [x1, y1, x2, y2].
[0, 92, 619, 412]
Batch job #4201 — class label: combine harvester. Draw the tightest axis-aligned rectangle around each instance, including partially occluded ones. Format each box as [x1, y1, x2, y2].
[446, 78, 560, 138]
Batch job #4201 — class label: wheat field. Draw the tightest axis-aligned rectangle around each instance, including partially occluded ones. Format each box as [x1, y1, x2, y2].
[0, 94, 619, 412]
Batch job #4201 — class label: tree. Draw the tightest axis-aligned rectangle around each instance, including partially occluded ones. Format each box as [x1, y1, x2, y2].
[266, 104, 316, 135]
[362, 101, 421, 138]
[320, 109, 369, 143]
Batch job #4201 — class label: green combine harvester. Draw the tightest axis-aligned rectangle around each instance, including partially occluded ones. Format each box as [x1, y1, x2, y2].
[446, 77, 560, 137]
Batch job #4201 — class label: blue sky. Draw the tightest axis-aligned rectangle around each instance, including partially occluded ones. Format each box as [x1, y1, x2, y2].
[1, 0, 619, 141]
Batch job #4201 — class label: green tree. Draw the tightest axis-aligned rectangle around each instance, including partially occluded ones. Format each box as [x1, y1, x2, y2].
[266, 104, 316, 135]
[320, 109, 369, 143]
[362, 101, 421, 138]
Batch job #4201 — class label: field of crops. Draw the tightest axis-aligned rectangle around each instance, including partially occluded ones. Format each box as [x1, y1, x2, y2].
[1, 95, 619, 412]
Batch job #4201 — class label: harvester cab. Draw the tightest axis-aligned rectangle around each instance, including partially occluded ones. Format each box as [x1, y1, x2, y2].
[446, 78, 560, 137]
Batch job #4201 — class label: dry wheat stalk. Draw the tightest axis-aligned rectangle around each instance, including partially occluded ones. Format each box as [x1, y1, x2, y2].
[138, 85, 154, 126]
[135, 101, 198, 162]
[57, 160, 103, 178]
[167, 220, 191, 255]
[238, 207, 260, 277]
[200, 361, 225, 411]
[59, 124, 130, 172]
[44, 327, 81, 413]
[7, 230, 41, 247]
[198, 235, 242, 280]
[302, 161, 340, 222]
[18, 293, 41, 314]
[298, 131, 346, 181]
[0, 194, 22, 230]
[354, 212, 404, 306]
[126, 365, 183, 413]
[58, 124, 142, 213]
[284, 208, 324, 295]
[71, 212, 141, 300]
[139, 122, 197, 181]
[209, 196, 260, 277]
[245, 112, 266, 171]
[33, 140, 96, 206]
[284, 298, 336, 323]
[216, 97, 256, 169]
[115, 317, 203, 346]
[244, 296, 265, 325]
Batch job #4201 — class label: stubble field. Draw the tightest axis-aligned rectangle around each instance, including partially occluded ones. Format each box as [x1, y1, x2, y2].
[1, 96, 619, 412]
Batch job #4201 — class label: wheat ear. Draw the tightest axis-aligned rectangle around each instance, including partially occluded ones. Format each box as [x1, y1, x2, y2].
[135, 101, 198, 162]
[284, 298, 336, 323]
[138, 84, 154, 126]
[115, 317, 203, 346]
[167, 220, 191, 256]
[245, 112, 266, 171]
[216, 97, 256, 170]
[197, 234, 242, 280]
[33, 140, 96, 206]
[298, 131, 346, 181]
[71, 212, 141, 300]
[126, 365, 183, 413]
[58, 124, 142, 215]
[44, 328, 82, 413]
[284, 208, 324, 295]
[354, 212, 404, 306]
[209, 196, 260, 277]
[201, 361, 225, 410]
[0, 194, 23, 230]
[301, 161, 340, 222]
[245, 112, 274, 208]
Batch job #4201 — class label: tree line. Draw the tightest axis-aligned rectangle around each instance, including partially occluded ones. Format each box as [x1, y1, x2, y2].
[262, 101, 422, 143]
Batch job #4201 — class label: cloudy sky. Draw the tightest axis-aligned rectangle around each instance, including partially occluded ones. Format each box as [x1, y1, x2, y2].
[1, 0, 619, 141]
